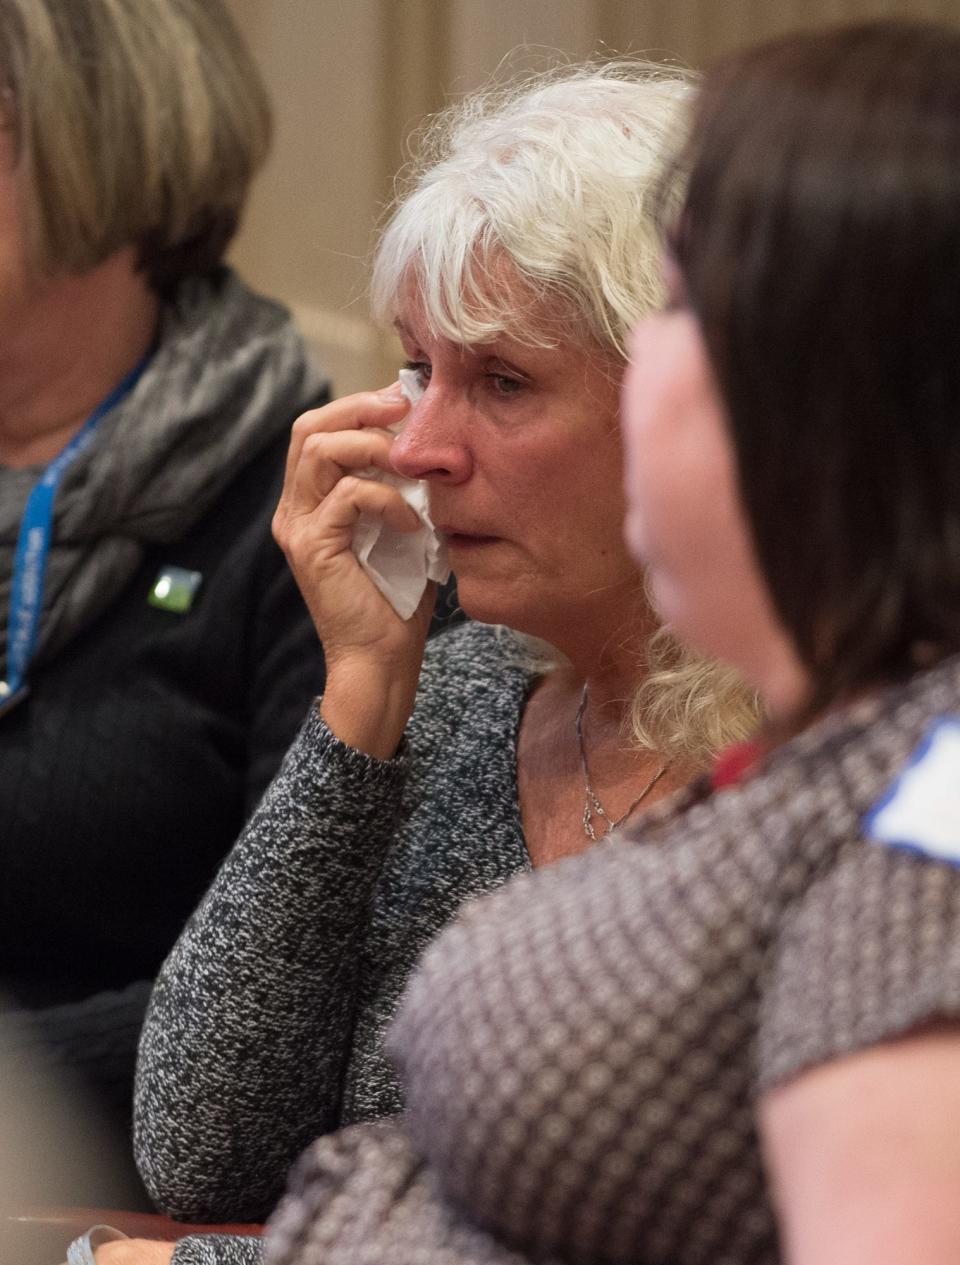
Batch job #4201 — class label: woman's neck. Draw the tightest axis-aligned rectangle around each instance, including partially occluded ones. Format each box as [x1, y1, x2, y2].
[514, 590, 689, 865]
[0, 249, 160, 469]
[542, 588, 657, 714]
[517, 657, 684, 869]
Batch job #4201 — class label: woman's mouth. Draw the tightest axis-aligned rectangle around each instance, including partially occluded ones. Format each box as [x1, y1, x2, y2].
[443, 532, 500, 549]
[435, 522, 501, 549]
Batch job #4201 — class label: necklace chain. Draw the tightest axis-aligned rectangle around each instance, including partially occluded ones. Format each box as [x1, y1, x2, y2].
[575, 684, 670, 842]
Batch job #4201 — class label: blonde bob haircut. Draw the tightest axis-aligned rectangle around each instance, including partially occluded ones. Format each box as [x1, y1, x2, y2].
[372, 62, 760, 766]
[0, 0, 270, 292]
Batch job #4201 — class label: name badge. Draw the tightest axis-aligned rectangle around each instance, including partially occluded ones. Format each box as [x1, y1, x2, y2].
[864, 718, 960, 865]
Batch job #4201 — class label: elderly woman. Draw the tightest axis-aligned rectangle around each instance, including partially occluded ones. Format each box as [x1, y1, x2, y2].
[257, 19, 960, 1265]
[126, 62, 756, 1265]
[0, 0, 328, 1202]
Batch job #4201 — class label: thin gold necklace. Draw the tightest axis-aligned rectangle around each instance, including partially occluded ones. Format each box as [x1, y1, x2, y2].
[575, 684, 670, 841]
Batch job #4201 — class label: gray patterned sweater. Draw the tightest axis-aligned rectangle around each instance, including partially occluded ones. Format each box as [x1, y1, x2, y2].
[133, 622, 534, 1265]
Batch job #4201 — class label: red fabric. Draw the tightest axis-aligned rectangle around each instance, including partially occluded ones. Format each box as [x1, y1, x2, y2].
[711, 740, 763, 790]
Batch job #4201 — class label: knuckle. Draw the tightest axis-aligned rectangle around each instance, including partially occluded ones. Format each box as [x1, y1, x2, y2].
[291, 408, 324, 438]
[301, 431, 325, 458]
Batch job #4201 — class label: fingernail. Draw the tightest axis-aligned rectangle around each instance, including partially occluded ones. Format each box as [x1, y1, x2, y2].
[378, 381, 407, 401]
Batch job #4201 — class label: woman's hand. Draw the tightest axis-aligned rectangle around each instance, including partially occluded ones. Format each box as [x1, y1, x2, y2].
[60, 1239, 175, 1264]
[273, 385, 435, 758]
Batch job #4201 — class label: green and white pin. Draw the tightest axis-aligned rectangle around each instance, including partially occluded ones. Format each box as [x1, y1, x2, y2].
[149, 566, 203, 613]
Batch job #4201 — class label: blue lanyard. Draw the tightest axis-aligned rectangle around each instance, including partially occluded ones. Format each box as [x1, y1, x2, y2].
[3, 349, 153, 701]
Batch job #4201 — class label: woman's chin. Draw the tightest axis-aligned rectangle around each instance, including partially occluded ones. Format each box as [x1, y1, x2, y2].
[453, 590, 513, 628]
[451, 574, 533, 631]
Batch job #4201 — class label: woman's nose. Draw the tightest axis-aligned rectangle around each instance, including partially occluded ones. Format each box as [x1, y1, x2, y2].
[390, 387, 472, 483]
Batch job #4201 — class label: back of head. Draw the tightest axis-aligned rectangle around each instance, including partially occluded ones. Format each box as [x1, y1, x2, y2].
[372, 62, 693, 359]
[672, 20, 960, 706]
[0, 0, 271, 292]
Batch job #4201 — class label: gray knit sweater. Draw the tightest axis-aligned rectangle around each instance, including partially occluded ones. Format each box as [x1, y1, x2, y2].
[133, 622, 534, 1265]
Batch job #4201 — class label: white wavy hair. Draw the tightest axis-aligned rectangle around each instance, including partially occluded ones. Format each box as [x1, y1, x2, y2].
[371, 61, 759, 766]
[372, 61, 691, 355]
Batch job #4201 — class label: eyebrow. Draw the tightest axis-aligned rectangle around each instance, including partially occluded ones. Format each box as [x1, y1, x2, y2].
[393, 317, 533, 367]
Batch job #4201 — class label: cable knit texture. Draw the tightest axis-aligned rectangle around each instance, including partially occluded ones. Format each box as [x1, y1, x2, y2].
[261, 655, 960, 1265]
[135, 623, 533, 1265]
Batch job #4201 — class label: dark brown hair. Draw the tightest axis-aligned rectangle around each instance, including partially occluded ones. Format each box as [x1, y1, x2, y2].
[671, 20, 960, 712]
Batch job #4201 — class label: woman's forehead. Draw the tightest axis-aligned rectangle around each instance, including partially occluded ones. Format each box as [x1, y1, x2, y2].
[393, 260, 577, 355]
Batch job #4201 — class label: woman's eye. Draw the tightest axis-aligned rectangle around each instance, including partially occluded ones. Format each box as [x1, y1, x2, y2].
[488, 373, 523, 396]
[403, 360, 431, 387]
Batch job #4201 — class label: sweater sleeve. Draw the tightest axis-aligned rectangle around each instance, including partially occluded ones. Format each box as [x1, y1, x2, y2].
[756, 833, 960, 1091]
[172, 1234, 265, 1265]
[133, 707, 409, 1222]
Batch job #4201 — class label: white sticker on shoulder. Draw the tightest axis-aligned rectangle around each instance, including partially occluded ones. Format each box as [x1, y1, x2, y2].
[863, 718, 960, 865]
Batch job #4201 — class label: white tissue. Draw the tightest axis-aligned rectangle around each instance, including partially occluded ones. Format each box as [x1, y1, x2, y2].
[350, 368, 450, 619]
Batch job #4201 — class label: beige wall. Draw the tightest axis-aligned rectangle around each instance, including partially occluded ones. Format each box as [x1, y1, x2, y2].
[225, 0, 960, 394]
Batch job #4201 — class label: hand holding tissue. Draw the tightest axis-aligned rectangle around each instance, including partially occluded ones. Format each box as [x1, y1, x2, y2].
[350, 370, 450, 619]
